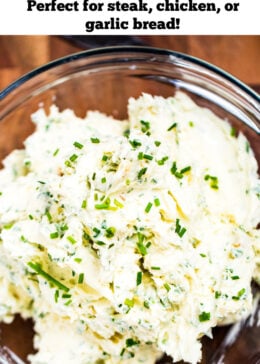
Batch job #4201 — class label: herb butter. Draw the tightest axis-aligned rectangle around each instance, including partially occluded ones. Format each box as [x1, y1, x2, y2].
[0, 92, 259, 364]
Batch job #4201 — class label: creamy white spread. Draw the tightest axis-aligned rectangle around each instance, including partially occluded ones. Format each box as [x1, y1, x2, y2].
[0, 92, 259, 364]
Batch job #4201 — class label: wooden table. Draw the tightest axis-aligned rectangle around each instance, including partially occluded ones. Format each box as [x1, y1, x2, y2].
[0, 36, 260, 92]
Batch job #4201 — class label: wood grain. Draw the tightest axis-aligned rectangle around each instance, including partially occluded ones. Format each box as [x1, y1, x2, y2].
[0, 36, 259, 91]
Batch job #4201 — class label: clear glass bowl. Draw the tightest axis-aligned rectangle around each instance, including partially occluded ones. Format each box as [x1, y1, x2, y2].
[0, 46, 259, 364]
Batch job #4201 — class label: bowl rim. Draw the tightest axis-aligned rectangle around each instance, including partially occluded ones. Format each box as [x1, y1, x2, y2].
[0, 45, 259, 103]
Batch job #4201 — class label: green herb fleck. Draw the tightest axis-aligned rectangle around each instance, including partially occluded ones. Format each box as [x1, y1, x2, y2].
[53, 148, 59, 156]
[164, 283, 171, 292]
[140, 120, 150, 133]
[230, 126, 237, 137]
[50, 232, 59, 239]
[154, 198, 160, 206]
[154, 141, 161, 147]
[215, 291, 221, 299]
[157, 156, 169, 166]
[232, 288, 246, 300]
[124, 298, 134, 308]
[69, 154, 78, 162]
[137, 167, 147, 180]
[126, 338, 139, 347]
[105, 227, 116, 238]
[167, 122, 177, 131]
[81, 199, 87, 209]
[145, 202, 153, 213]
[175, 218, 187, 238]
[204, 174, 219, 190]
[90, 137, 100, 144]
[136, 271, 142, 286]
[199, 311, 211, 322]
[231, 275, 240, 280]
[143, 301, 150, 309]
[129, 139, 142, 149]
[28, 262, 69, 292]
[78, 273, 84, 284]
[54, 290, 59, 303]
[143, 154, 153, 161]
[73, 141, 83, 149]
[67, 236, 77, 245]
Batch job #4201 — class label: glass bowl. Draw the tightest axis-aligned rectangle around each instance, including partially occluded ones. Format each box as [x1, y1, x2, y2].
[0, 46, 259, 364]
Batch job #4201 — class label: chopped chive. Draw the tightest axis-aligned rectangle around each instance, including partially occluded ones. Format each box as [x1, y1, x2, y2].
[138, 152, 143, 160]
[180, 166, 191, 174]
[137, 240, 147, 256]
[123, 129, 130, 138]
[64, 299, 72, 306]
[154, 198, 160, 207]
[154, 141, 161, 147]
[74, 258, 82, 263]
[124, 298, 134, 308]
[64, 160, 72, 167]
[231, 275, 240, 280]
[151, 266, 160, 270]
[69, 154, 78, 162]
[67, 236, 77, 245]
[37, 180, 46, 184]
[93, 227, 101, 237]
[136, 271, 142, 286]
[28, 262, 69, 292]
[164, 283, 171, 292]
[114, 199, 124, 208]
[62, 293, 71, 299]
[170, 161, 177, 175]
[60, 224, 68, 232]
[199, 311, 211, 322]
[96, 241, 106, 246]
[215, 291, 221, 299]
[232, 288, 246, 300]
[145, 202, 153, 213]
[143, 301, 150, 309]
[102, 154, 109, 161]
[230, 126, 237, 137]
[53, 148, 59, 156]
[129, 139, 142, 148]
[73, 141, 83, 149]
[126, 338, 139, 347]
[189, 121, 194, 127]
[90, 137, 100, 144]
[54, 290, 59, 303]
[81, 199, 87, 209]
[78, 273, 84, 284]
[105, 227, 116, 238]
[137, 167, 147, 180]
[28, 214, 34, 220]
[95, 203, 109, 210]
[143, 154, 153, 161]
[175, 219, 187, 238]
[167, 122, 177, 131]
[245, 141, 250, 153]
[140, 120, 150, 133]
[204, 174, 219, 190]
[157, 156, 169, 166]
[101, 177, 106, 184]
[146, 241, 151, 248]
[50, 232, 59, 239]
[200, 253, 207, 258]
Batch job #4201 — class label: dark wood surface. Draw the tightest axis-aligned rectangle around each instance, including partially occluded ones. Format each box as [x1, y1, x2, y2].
[0, 36, 260, 92]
